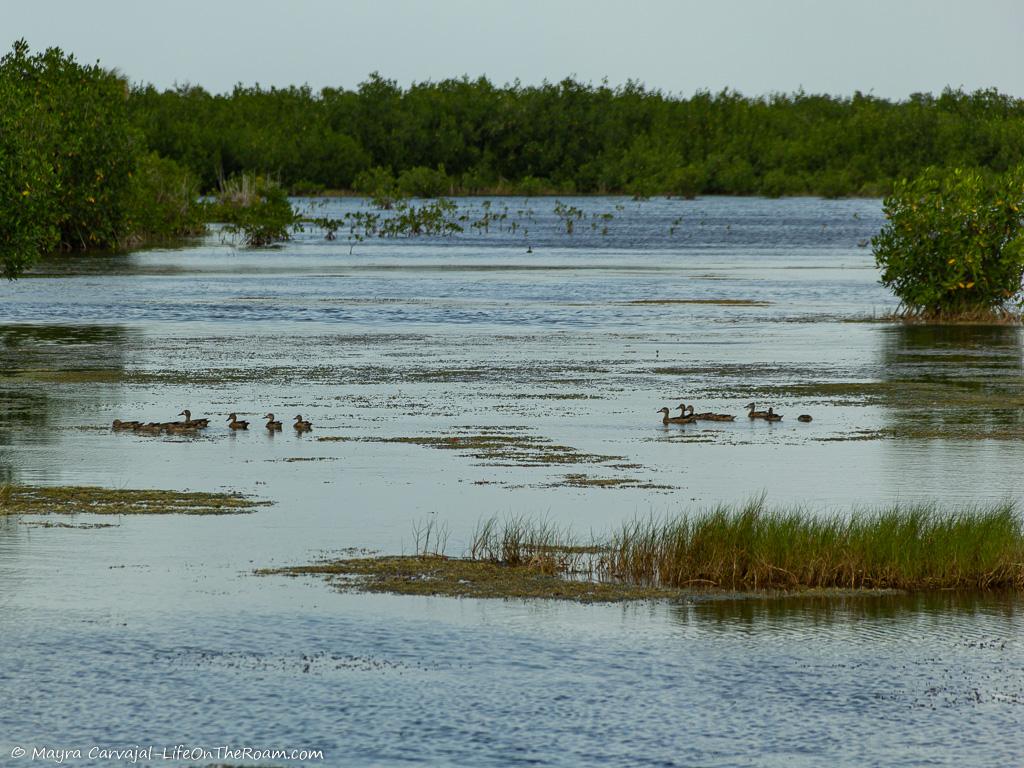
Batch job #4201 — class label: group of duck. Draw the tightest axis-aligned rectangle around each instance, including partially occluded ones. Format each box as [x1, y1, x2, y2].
[111, 410, 314, 435]
[658, 402, 812, 424]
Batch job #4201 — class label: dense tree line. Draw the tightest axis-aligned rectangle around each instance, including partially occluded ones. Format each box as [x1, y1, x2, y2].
[7, 37, 1024, 296]
[129, 75, 1024, 197]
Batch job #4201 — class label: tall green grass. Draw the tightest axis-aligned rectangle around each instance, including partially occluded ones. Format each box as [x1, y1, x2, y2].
[472, 498, 1024, 591]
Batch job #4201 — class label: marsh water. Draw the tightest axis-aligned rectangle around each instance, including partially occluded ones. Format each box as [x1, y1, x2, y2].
[2, 197, 1023, 766]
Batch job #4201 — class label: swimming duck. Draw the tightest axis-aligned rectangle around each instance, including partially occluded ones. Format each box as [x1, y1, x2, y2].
[797, 414, 813, 422]
[746, 402, 770, 419]
[764, 407, 783, 422]
[293, 414, 313, 432]
[227, 413, 249, 430]
[165, 422, 200, 435]
[178, 410, 209, 428]
[264, 413, 283, 431]
[658, 407, 695, 424]
[680, 404, 735, 422]
[111, 419, 142, 431]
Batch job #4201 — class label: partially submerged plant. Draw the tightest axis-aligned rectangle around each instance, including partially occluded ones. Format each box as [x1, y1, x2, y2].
[212, 172, 300, 247]
[872, 166, 1024, 321]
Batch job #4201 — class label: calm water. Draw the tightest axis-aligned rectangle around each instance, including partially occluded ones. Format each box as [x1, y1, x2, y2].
[1, 196, 1023, 767]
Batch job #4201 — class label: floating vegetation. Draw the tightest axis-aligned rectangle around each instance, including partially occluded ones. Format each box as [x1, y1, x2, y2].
[555, 474, 674, 490]
[317, 431, 622, 467]
[625, 299, 772, 307]
[0, 484, 269, 516]
[20, 520, 119, 529]
[2, 368, 125, 384]
[260, 555, 681, 602]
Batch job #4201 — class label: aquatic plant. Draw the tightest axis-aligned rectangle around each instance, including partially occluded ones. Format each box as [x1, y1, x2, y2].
[604, 497, 1024, 591]
[212, 173, 299, 247]
[412, 516, 449, 557]
[474, 499, 1024, 592]
[267, 500, 1024, 600]
[0, 484, 269, 515]
[553, 201, 584, 234]
[872, 166, 1024, 320]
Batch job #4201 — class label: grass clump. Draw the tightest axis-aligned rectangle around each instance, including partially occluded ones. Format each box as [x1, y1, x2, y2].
[266, 499, 1024, 601]
[261, 515, 672, 602]
[604, 496, 1024, 591]
[0, 484, 269, 516]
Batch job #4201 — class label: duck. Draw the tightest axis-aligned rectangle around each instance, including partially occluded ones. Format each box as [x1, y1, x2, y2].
[679, 404, 735, 422]
[658, 407, 695, 424]
[227, 413, 249, 430]
[111, 419, 142, 431]
[178, 410, 209, 428]
[797, 414, 813, 422]
[165, 422, 200, 435]
[764, 407, 783, 422]
[746, 402, 770, 419]
[264, 413, 283, 431]
[293, 414, 313, 432]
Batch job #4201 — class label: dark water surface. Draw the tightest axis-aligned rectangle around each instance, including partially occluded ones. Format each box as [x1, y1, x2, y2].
[1, 197, 1022, 766]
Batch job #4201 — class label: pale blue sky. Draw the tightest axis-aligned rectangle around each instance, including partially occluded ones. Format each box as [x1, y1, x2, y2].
[4, 0, 1023, 97]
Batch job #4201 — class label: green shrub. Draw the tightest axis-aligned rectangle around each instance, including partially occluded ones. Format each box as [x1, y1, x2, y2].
[397, 165, 451, 198]
[123, 152, 206, 245]
[760, 169, 805, 198]
[666, 164, 708, 199]
[212, 173, 298, 247]
[353, 165, 398, 200]
[872, 166, 1024, 318]
[512, 176, 552, 196]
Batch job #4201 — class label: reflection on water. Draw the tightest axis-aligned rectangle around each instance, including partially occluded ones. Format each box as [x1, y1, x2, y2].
[0, 325, 130, 484]
[680, 590, 1020, 628]
[1, 197, 1023, 766]
[878, 324, 1024, 440]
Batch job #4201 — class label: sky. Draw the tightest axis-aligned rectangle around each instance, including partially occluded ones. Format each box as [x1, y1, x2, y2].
[4, 0, 1023, 98]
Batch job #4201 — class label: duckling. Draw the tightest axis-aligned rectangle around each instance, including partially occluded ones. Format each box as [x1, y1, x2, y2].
[797, 414, 813, 422]
[111, 419, 142, 431]
[764, 407, 783, 422]
[746, 402, 770, 419]
[178, 410, 209, 429]
[680, 404, 735, 422]
[658, 407, 695, 424]
[264, 413, 283, 431]
[227, 413, 249, 430]
[293, 414, 313, 432]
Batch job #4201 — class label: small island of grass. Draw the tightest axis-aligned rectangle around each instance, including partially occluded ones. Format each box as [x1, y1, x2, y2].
[0, 483, 269, 516]
[263, 498, 1024, 601]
